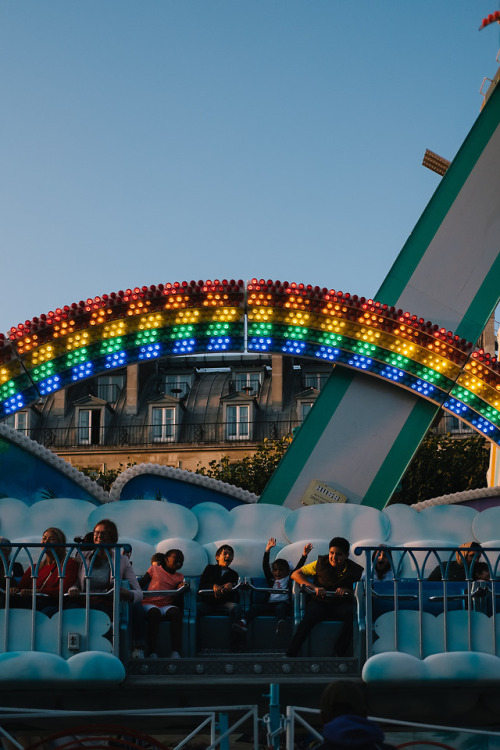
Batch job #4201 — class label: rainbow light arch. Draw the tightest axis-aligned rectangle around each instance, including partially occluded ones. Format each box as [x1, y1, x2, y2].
[1, 278, 499, 444]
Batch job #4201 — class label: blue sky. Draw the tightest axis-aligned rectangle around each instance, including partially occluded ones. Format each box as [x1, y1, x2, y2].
[1, 1, 499, 334]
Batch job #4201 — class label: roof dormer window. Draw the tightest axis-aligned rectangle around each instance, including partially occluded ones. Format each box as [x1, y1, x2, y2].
[4, 410, 28, 436]
[222, 389, 257, 441]
[77, 408, 102, 445]
[302, 371, 329, 391]
[230, 371, 262, 397]
[296, 387, 318, 423]
[161, 373, 192, 399]
[96, 374, 124, 404]
[300, 402, 314, 422]
[151, 406, 177, 443]
[74, 395, 111, 445]
[148, 392, 184, 443]
[226, 404, 250, 440]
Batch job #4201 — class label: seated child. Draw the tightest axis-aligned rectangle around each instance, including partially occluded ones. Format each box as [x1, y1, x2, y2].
[361, 547, 393, 582]
[471, 561, 493, 611]
[139, 549, 186, 659]
[197, 545, 242, 637]
[236, 538, 313, 637]
[474, 562, 491, 581]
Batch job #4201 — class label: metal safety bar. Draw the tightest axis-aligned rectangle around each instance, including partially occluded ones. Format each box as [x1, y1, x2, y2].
[356, 545, 500, 660]
[142, 582, 190, 597]
[0, 542, 130, 658]
[198, 578, 244, 596]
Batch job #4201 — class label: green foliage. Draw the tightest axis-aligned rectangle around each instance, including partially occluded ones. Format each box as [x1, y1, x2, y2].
[76, 432, 489, 505]
[194, 436, 292, 495]
[77, 462, 136, 492]
[390, 433, 490, 506]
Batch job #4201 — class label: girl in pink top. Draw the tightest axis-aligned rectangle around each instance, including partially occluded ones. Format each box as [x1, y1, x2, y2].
[139, 549, 185, 658]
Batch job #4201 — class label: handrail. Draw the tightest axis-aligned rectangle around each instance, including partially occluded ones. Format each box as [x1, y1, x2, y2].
[64, 589, 115, 597]
[355, 545, 500, 581]
[198, 579, 244, 596]
[371, 590, 417, 601]
[243, 578, 281, 595]
[142, 583, 190, 598]
[357, 547, 500, 659]
[300, 584, 351, 598]
[0, 542, 130, 658]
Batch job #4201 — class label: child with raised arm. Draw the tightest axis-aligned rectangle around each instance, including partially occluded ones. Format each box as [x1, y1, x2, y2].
[235, 538, 313, 638]
[139, 549, 186, 659]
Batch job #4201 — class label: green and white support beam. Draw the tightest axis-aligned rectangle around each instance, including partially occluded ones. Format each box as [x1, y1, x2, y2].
[259, 79, 500, 510]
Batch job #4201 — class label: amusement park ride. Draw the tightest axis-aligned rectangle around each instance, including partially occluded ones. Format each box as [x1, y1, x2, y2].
[0, 19, 500, 750]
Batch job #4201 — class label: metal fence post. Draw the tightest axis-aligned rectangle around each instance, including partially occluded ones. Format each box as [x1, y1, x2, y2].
[217, 712, 229, 750]
[263, 683, 282, 750]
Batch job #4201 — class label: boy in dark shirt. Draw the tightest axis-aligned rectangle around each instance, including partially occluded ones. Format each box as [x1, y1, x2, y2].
[197, 544, 241, 623]
[286, 536, 363, 657]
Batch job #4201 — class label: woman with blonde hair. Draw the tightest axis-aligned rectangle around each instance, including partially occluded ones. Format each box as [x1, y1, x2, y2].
[427, 541, 482, 581]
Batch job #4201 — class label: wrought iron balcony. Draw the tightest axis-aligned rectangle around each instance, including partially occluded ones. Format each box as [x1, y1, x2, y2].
[20, 421, 298, 449]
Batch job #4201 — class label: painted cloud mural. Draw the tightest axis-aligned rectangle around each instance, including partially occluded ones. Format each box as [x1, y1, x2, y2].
[0, 492, 497, 684]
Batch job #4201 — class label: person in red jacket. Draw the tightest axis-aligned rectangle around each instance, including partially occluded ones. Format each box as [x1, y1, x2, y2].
[11, 527, 78, 614]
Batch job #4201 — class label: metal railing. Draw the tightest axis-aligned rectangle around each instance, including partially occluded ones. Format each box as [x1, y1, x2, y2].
[0, 706, 260, 750]
[5, 541, 500, 670]
[356, 545, 500, 660]
[158, 380, 191, 398]
[0, 542, 129, 658]
[90, 383, 123, 403]
[285, 705, 323, 749]
[228, 378, 262, 397]
[0, 703, 499, 750]
[5, 415, 478, 448]
[285, 708, 500, 750]
[20, 420, 298, 449]
[301, 374, 329, 391]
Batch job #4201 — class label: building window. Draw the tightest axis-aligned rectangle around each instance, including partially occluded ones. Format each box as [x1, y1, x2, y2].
[446, 416, 474, 434]
[303, 372, 328, 391]
[300, 402, 314, 422]
[78, 409, 102, 445]
[4, 411, 28, 435]
[97, 375, 124, 403]
[227, 404, 250, 440]
[162, 374, 191, 398]
[232, 372, 261, 396]
[152, 406, 176, 443]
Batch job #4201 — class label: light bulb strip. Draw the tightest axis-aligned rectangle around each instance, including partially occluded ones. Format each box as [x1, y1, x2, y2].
[1, 279, 499, 443]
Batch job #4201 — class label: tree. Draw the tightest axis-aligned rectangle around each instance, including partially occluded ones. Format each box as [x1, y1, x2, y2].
[77, 463, 136, 492]
[195, 432, 490, 503]
[76, 432, 489, 505]
[194, 436, 292, 496]
[389, 433, 490, 505]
